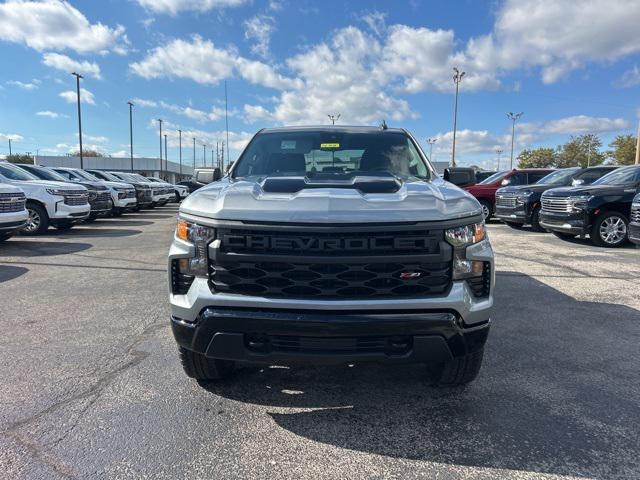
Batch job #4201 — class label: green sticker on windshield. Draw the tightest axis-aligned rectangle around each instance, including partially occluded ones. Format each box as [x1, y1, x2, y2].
[320, 142, 340, 149]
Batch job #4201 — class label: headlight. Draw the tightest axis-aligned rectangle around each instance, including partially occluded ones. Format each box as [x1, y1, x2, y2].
[46, 188, 70, 196]
[515, 191, 532, 205]
[88, 190, 97, 200]
[175, 219, 216, 277]
[568, 194, 591, 211]
[445, 223, 486, 280]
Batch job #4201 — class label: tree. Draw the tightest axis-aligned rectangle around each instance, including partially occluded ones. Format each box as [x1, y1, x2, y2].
[516, 148, 557, 168]
[70, 149, 103, 157]
[607, 134, 636, 165]
[556, 134, 604, 168]
[5, 154, 34, 164]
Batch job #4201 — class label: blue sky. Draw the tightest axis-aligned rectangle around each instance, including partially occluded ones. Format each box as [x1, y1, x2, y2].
[1, 0, 639, 169]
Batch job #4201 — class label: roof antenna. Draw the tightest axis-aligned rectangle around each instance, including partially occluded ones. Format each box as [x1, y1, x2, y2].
[380, 119, 388, 130]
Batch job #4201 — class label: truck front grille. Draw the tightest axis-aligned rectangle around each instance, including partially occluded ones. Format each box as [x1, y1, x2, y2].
[209, 224, 453, 299]
[0, 192, 26, 213]
[63, 191, 89, 206]
[541, 197, 571, 213]
[496, 194, 517, 208]
[96, 191, 110, 202]
[631, 205, 640, 224]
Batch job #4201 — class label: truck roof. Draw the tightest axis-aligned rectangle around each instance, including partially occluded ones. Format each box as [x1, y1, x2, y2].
[259, 125, 407, 134]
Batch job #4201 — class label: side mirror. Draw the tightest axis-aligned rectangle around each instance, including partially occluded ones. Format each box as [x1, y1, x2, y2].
[443, 169, 451, 182]
[213, 168, 222, 181]
[501, 178, 511, 186]
[572, 178, 585, 186]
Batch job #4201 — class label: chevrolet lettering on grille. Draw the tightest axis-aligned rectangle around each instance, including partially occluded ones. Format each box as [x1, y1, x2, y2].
[222, 234, 431, 252]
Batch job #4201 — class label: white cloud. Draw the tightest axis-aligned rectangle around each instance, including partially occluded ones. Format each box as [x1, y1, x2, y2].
[110, 150, 128, 157]
[59, 88, 95, 105]
[0, 0, 128, 54]
[362, 11, 387, 37]
[135, 0, 249, 15]
[133, 98, 230, 122]
[6, 80, 39, 90]
[0, 133, 24, 142]
[36, 110, 65, 118]
[243, 15, 275, 59]
[616, 65, 640, 88]
[84, 134, 108, 143]
[518, 115, 630, 136]
[131, 97, 158, 108]
[130, 36, 301, 90]
[42, 53, 101, 79]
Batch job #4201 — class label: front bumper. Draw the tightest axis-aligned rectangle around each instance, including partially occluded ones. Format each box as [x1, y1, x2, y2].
[494, 206, 528, 224]
[539, 210, 588, 234]
[171, 308, 490, 365]
[48, 200, 91, 220]
[0, 210, 28, 232]
[89, 200, 112, 216]
[112, 194, 138, 209]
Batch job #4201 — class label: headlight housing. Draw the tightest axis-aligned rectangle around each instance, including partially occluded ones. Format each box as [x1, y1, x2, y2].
[445, 223, 487, 280]
[568, 194, 591, 211]
[46, 188, 70, 196]
[175, 219, 215, 277]
[515, 191, 532, 205]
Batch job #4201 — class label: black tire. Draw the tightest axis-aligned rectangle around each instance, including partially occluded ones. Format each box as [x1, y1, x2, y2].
[22, 202, 50, 235]
[0, 232, 13, 242]
[54, 222, 74, 231]
[590, 211, 629, 248]
[84, 216, 97, 223]
[178, 347, 235, 381]
[505, 222, 524, 230]
[479, 200, 492, 221]
[428, 348, 484, 386]
[530, 206, 546, 232]
[111, 209, 123, 217]
[552, 231, 576, 240]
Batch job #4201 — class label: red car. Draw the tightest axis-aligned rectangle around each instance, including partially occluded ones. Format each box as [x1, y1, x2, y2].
[464, 168, 554, 220]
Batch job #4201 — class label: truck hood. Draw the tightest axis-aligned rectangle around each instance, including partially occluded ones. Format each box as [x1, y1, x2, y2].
[101, 181, 134, 189]
[15, 180, 87, 191]
[180, 177, 482, 223]
[542, 184, 633, 197]
[498, 184, 558, 194]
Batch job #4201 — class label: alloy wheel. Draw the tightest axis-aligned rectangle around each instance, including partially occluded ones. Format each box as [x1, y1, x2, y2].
[481, 204, 490, 220]
[24, 208, 41, 233]
[599, 216, 627, 245]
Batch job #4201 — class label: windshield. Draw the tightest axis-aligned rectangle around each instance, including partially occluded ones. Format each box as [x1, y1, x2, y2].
[90, 170, 119, 181]
[72, 169, 101, 181]
[233, 130, 430, 180]
[536, 168, 581, 186]
[479, 171, 508, 185]
[20, 165, 68, 181]
[0, 163, 39, 181]
[592, 167, 640, 185]
[130, 173, 150, 182]
[54, 169, 83, 181]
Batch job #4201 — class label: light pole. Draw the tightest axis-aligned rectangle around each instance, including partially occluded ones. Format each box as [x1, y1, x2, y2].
[507, 112, 523, 169]
[71, 72, 84, 168]
[178, 129, 182, 177]
[451, 67, 465, 168]
[427, 138, 437, 160]
[495, 148, 503, 170]
[157, 119, 163, 177]
[328, 114, 340, 125]
[8, 138, 12, 156]
[635, 118, 640, 165]
[127, 101, 134, 171]
[192, 137, 196, 169]
[203, 143, 206, 168]
[164, 134, 168, 179]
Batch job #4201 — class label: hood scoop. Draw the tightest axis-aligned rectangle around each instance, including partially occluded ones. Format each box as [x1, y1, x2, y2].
[261, 175, 402, 194]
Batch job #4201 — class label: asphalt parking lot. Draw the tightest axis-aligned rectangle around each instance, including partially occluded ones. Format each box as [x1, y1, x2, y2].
[1, 206, 639, 480]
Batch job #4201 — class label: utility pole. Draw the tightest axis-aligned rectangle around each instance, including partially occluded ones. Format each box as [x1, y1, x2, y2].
[225, 80, 230, 175]
[211, 148, 214, 168]
[451, 67, 465, 168]
[427, 138, 437, 160]
[164, 134, 168, 179]
[507, 112, 523, 169]
[221, 141, 225, 171]
[192, 137, 196, 169]
[216, 141, 219, 169]
[71, 72, 84, 168]
[203, 143, 207, 168]
[328, 114, 341, 125]
[635, 118, 640, 165]
[127, 101, 134, 171]
[157, 119, 163, 177]
[586, 134, 592, 167]
[178, 129, 182, 177]
[8, 138, 11, 156]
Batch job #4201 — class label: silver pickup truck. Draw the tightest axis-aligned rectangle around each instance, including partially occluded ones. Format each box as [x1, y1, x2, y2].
[168, 126, 494, 385]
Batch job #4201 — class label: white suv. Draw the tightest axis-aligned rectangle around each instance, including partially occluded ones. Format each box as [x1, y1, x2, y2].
[0, 183, 28, 242]
[146, 176, 188, 202]
[0, 162, 90, 234]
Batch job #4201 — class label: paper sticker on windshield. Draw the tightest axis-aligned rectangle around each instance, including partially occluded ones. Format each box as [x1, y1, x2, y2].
[281, 140, 296, 150]
[320, 142, 340, 149]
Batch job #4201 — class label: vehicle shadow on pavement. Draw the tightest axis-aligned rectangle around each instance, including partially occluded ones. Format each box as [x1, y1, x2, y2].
[0, 265, 28, 282]
[51, 228, 142, 238]
[0, 240, 92, 257]
[88, 219, 155, 227]
[200, 272, 640, 479]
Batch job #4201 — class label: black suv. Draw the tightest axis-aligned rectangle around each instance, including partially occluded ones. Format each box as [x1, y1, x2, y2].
[495, 166, 619, 231]
[87, 170, 154, 209]
[539, 165, 640, 247]
[630, 193, 640, 246]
